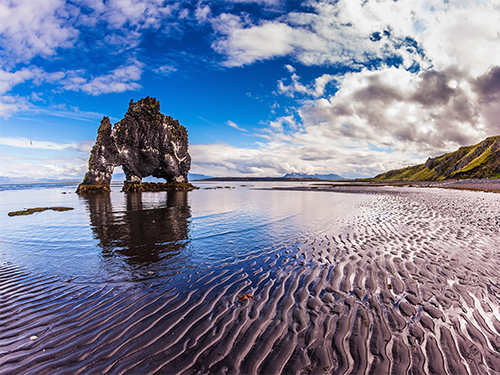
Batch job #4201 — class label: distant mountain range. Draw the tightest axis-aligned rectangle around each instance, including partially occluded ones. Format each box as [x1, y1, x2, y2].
[114, 173, 214, 181]
[0, 172, 344, 184]
[0, 176, 34, 184]
[189, 173, 344, 181]
[0, 176, 79, 184]
[283, 173, 345, 180]
[0, 172, 346, 184]
[188, 173, 213, 180]
[373, 135, 500, 181]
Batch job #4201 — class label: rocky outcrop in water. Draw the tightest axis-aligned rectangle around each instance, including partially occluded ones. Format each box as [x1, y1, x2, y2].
[77, 97, 192, 193]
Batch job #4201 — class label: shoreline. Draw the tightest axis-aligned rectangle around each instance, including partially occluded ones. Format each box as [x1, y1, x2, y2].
[266, 178, 500, 194]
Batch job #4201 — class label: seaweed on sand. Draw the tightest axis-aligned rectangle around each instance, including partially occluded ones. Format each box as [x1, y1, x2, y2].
[8, 207, 74, 217]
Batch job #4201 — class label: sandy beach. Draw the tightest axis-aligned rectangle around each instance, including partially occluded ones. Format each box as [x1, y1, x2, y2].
[2, 185, 500, 374]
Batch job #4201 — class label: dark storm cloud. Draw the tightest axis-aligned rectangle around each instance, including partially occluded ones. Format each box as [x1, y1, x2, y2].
[410, 70, 455, 107]
[353, 75, 405, 103]
[298, 65, 491, 158]
[475, 66, 500, 102]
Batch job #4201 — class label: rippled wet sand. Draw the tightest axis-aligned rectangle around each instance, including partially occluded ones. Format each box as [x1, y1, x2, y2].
[2, 186, 500, 374]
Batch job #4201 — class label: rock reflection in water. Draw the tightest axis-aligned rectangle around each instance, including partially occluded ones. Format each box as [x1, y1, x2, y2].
[83, 191, 191, 271]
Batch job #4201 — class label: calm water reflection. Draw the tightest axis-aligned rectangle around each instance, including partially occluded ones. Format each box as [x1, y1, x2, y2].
[0, 182, 368, 285]
[85, 191, 191, 265]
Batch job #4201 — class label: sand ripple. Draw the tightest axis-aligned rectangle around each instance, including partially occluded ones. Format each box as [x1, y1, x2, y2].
[2, 188, 500, 374]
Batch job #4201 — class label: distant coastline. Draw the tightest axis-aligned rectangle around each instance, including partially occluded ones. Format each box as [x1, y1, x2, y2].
[193, 176, 346, 182]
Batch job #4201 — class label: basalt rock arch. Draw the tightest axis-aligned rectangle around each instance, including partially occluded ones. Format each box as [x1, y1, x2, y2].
[77, 97, 192, 193]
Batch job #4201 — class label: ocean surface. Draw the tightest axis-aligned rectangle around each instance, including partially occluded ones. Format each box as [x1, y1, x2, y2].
[2, 182, 500, 374]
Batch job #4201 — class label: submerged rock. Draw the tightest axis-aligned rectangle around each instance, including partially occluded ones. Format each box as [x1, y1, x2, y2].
[77, 97, 192, 193]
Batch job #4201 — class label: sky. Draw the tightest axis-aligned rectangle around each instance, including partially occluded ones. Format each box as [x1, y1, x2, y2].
[1, 0, 500, 180]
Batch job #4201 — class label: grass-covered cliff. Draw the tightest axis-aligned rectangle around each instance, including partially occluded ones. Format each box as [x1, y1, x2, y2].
[373, 136, 500, 181]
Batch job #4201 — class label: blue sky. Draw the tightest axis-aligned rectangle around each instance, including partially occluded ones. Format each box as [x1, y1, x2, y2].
[2, 0, 500, 180]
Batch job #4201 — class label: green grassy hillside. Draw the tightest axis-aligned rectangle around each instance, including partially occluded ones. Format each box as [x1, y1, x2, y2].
[373, 136, 500, 181]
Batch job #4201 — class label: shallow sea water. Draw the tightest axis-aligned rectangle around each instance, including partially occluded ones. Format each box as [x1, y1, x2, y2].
[2, 182, 500, 374]
[0, 181, 365, 286]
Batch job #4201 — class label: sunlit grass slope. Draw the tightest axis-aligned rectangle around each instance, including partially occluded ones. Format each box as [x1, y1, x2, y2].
[373, 136, 500, 181]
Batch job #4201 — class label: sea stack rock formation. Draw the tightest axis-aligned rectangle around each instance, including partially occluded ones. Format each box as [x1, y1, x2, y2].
[77, 97, 193, 193]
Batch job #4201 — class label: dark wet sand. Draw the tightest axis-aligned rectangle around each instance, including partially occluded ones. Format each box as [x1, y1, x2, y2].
[2, 187, 500, 374]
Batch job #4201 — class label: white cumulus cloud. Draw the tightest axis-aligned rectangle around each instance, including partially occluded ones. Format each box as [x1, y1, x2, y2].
[61, 61, 144, 95]
[278, 71, 336, 98]
[210, 0, 431, 68]
[0, 0, 78, 64]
